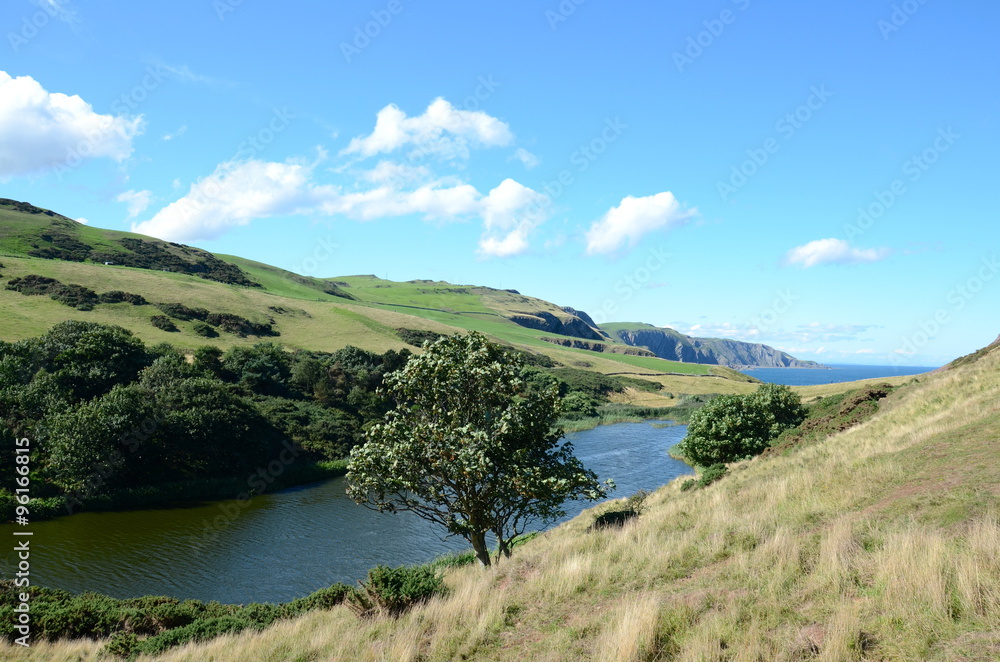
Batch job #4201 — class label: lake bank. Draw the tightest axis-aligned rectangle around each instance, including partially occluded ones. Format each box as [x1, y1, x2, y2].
[0, 420, 692, 604]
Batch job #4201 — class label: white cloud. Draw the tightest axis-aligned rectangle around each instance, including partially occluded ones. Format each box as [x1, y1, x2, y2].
[75, 217, 89, 225]
[116, 189, 152, 220]
[511, 147, 540, 169]
[341, 98, 514, 161]
[783, 238, 890, 268]
[585, 192, 696, 255]
[132, 159, 319, 241]
[360, 160, 432, 186]
[162, 125, 187, 141]
[134, 157, 542, 246]
[0, 71, 143, 179]
[477, 179, 549, 258]
[320, 182, 481, 222]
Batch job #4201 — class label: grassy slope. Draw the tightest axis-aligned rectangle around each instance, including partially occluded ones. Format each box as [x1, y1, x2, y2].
[9, 336, 998, 661]
[0, 208, 902, 404]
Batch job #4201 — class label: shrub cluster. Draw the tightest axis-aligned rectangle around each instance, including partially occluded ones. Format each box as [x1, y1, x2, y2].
[0, 580, 351, 659]
[346, 565, 444, 619]
[154, 304, 277, 337]
[149, 315, 179, 332]
[0, 322, 412, 520]
[680, 463, 729, 491]
[6, 275, 149, 311]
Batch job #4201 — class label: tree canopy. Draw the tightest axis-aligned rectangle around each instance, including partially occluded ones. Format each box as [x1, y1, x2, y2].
[347, 332, 610, 566]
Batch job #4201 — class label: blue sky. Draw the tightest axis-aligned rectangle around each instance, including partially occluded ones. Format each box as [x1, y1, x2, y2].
[1, 0, 997, 366]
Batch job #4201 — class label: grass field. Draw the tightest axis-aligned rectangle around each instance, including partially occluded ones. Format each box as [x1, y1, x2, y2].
[7, 314, 997, 661]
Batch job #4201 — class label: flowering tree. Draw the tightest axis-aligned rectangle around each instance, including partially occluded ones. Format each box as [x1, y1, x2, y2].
[347, 332, 610, 566]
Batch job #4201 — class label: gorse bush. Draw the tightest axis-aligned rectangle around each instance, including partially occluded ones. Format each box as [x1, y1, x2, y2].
[0, 579, 353, 659]
[346, 565, 445, 618]
[680, 463, 729, 491]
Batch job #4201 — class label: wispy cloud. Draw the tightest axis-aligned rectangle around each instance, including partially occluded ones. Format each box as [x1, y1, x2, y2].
[783, 238, 890, 268]
[162, 125, 187, 141]
[116, 189, 153, 220]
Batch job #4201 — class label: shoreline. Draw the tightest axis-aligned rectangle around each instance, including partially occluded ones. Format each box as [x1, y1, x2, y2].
[1, 460, 348, 525]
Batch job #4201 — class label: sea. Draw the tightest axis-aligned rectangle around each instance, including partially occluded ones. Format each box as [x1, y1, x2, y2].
[738, 364, 939, 386]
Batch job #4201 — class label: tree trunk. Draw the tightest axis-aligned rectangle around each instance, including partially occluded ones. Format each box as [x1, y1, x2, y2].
[470, 530, 491, 567]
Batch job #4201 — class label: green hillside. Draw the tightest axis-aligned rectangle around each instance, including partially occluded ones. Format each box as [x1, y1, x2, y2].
[0, 201, 728, 394]
[7, 323, 996, 661]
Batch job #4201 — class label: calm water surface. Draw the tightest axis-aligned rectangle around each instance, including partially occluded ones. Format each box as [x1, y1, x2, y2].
[1, 421, 691, 604]
[739, 363, 937, 386]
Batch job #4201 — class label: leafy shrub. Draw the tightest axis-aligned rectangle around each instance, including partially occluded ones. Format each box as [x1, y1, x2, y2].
[192, 321, 218, 337]
[677, 384, 806, 466]
[680, 463, 729, 492]
[99, 291, 148, 306]
[5, 275, 99, 309]
[206, 312, 276, 337]
[104, 632, 138, 658]
[396, 328, 445, 347]
[347, 565, 444, 618]
[134, 616, 258, 656]
[592, 489, 650, 529]
[284, 583, 351, 614]
[155, 302, 209, 322]
[150, 315, 178, 332]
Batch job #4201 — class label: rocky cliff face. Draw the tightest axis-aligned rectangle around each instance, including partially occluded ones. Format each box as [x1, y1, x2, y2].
[508, 311, 606, 341]
[611, 327, 822, 368]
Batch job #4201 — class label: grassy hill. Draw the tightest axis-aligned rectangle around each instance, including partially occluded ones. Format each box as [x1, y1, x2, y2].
[1, 200, 770, 407]
[6, 334, 996, 660]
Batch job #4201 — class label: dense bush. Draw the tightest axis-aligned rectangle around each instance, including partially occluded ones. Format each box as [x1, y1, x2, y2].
[396, 327, 445, 347]
[680, 463, 729, 491]
[155, 302, 209, 322]
[99, 290, 148, 305]
[346, 565, 444, 618]
[192, 321, 217, 337]
[677, 384, 806, 466]
[150, 315, 178, 332]
[5, 275, 99, 309]
[0, 323, 417, 519]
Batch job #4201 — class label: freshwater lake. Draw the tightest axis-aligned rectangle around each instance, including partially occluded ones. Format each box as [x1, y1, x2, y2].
[1, 421, 692, 604]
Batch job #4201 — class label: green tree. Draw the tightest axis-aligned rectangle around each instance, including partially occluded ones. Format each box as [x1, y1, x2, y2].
[677, 383, 807, 466]
[347, 332, 610, 567]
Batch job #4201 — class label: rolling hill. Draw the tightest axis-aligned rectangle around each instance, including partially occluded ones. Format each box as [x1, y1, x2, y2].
[0, 198, 842, 406]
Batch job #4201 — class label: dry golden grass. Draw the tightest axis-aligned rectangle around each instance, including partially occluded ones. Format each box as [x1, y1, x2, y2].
[5, 343, 998, 661]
